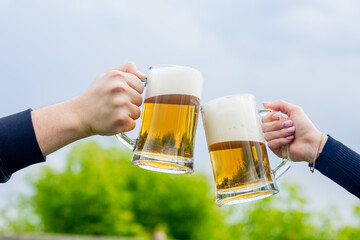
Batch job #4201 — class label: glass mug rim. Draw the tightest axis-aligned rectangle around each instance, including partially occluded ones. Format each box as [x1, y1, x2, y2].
[148, 64, 203, 77]
[149, 64, 178, 70]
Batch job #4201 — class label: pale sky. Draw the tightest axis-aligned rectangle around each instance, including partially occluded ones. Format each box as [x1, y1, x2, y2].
[1, 0, 359, 224]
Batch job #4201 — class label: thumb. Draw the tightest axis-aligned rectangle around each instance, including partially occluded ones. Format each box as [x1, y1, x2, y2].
[113, 61, 147, 79]
[262, 100, 296, 115]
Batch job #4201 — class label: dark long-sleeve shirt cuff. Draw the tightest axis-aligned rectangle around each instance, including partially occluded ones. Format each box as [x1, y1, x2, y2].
[0, 109, 46, 183]
[310, 135, 360, 198]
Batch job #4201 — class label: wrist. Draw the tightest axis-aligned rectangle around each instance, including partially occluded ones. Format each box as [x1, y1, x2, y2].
[305, 131, 327, 164]
[319, 134, 328, 155]
[32, 98, 90, 156]
[65, 95, 93, 139]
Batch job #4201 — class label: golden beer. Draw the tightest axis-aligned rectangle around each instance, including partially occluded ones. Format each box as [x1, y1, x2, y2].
[135, 94, 199, 168]
[128, 65, 203, 174]
[201, 94, 289, 205]
[209, 141, 272, 193]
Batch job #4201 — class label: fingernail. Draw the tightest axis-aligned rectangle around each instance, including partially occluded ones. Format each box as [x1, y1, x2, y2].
[286, 135, 295, 140]
[138, 71, 146, 78]
[283, 120, 293, 128]
[272, 112, 280, 120]
[286, 126, 296, 134]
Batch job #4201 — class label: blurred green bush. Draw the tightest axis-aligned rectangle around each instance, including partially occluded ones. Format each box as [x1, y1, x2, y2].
[1, 141, 359, 240]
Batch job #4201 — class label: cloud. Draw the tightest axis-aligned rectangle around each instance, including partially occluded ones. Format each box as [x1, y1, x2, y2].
[281, 0, 360, 41]
[62, 0, 224, 54]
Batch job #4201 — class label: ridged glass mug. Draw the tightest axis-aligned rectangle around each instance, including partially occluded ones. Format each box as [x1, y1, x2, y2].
[201, 94, 291, 206]
[117, 65, 203, 174]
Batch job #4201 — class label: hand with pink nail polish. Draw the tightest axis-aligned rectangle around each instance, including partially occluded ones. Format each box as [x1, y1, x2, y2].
[262, 100, 328, 163]
[262, 101, 360, 199]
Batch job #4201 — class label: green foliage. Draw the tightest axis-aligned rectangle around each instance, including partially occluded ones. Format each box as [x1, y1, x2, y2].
[28, 142, 229, 239]
[229, 183, 338, 240]
[336, 205, 360, 240]
[0, 195, 41, 234]
[1, 141, 360, 239]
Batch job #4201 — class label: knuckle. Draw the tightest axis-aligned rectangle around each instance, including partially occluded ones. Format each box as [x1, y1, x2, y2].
[277, 99, 288, 106]
[125, 73, 138, 81]
[107, 70, 124, 78]
[273, 99, 282, 106]
[122, 72, 139, 83]
[125, 61, 136, 68]
[111, 82, 128, 94]
[115, 112, 127, 122]
[113, 96, 129, 107]
[277, 120, 285, 129]
[114, 114, 132, 131]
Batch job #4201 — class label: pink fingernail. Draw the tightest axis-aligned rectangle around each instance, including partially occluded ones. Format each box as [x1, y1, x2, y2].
[280, 113, 288, 120]
[283, 120, 293, 128]
[272, 112, 280, 120]
[262, 101, 271, 106]
[286, 126, 295, 133]
[286, 135, 294, 140]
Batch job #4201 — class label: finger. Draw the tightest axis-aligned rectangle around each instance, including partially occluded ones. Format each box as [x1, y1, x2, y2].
[125, 86, 143, 107]
[267, 137, 294, 153]
[113, 61, 146, 79]
[112, 85, 143, 107]
[127, 103, 141, 120]
[262, 100, 298, 115]
[264, 127, 295, 141]
[262, 119, 293, 132]
[120, 72, 145, 94]
[262, 111, 288, 123]
[117, 117, 136, 133]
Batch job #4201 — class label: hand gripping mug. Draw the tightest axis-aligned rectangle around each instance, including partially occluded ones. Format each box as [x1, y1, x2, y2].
[201, 94, 291, 206]
[117, 65, 204, 174]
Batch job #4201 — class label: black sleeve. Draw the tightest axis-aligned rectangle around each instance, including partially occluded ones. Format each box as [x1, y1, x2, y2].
[0, 109, 46, 183]
[311, 135, 360, 198]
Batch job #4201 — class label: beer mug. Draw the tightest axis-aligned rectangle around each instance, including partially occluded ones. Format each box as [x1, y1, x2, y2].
[201, 94, 291, 206]
[117, 65, 203, 174]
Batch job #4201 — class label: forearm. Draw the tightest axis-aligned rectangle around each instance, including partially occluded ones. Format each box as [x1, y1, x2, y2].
[31, 96, 89, 156]
[313, 136, 360, 198]
[0, 110, 45, 181]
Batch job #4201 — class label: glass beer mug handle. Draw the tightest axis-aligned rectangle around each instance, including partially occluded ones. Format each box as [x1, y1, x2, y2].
[258, 109, 292, 180]
[116, 133, 137, 151]
[115, 77, 147, 151]
[273, 144, 291, 180]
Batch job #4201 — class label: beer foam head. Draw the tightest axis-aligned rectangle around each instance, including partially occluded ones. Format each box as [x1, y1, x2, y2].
[201, 94, 265, 146]
[145, 65, 203, 99]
